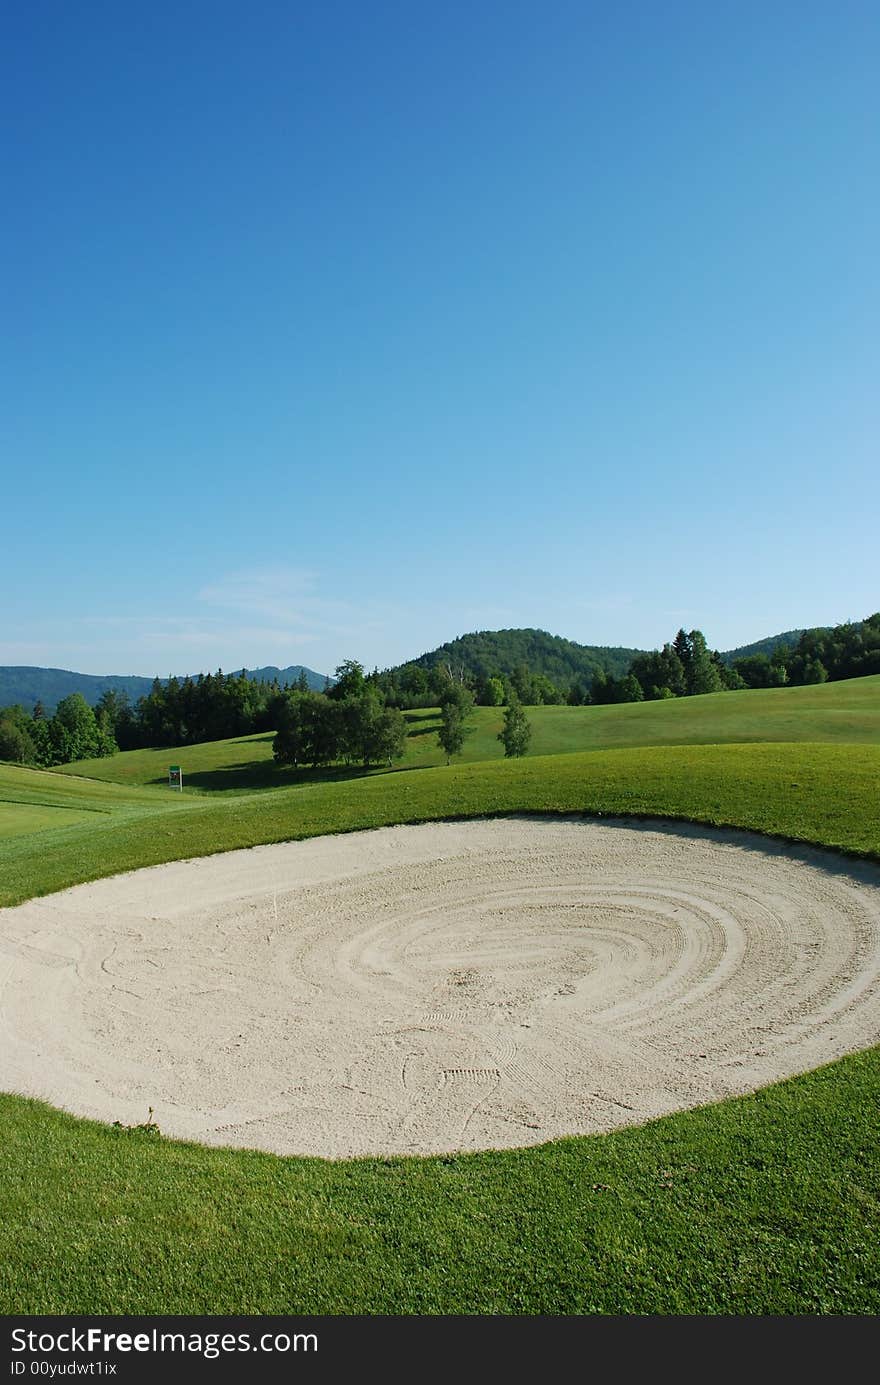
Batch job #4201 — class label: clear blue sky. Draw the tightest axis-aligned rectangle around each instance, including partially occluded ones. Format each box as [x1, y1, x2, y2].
[3, 1, 877, 677]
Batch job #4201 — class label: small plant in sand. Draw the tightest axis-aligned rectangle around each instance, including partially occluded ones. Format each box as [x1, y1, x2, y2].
[113, 1106, 162, 1137]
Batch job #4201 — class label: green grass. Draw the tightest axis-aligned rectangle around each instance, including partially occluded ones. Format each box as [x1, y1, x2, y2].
[2, 677, 880, 1313]
[0, 762, 194, 890]
[0, 803, 98, 838]
[3, 1050, 878, 1315]
[2, 743, 879, 909]
[56, 732, 285, 793]
[1, 760, 169, 809]
[412, 673, 880, 764]
[55, 673, 880, 795]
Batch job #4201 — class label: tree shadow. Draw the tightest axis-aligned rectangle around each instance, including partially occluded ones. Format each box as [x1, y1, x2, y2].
[138, 716, 444, 794]
[404, 710, 441, 739]
[143, 759, 393, 795]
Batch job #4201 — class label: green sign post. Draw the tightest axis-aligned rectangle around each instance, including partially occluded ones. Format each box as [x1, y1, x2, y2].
[169, 765, 183, 791]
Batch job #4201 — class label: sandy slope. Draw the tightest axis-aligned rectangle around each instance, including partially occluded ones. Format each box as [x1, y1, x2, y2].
[2, 816, 880, 1158]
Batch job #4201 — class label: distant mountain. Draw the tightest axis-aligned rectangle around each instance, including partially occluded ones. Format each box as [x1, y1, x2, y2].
[0, 664, 328, 714]
[241, 665, 329, 692]
[719, 631, 807, 664]
[0, 623, 848, 713]
[0, 668, 156, 714]
[398, 629, 644, 687]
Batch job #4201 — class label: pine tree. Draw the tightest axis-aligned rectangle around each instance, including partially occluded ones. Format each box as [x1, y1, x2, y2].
[673, 629, 722, 695]
[687, 630, 723, 695]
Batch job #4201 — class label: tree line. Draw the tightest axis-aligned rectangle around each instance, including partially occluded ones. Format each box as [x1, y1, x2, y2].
[381, 613, 880, 709]
[0, 669, 294, 768]
[370, 660, 588, 710]
[730, 614, 880, 689]
[0, 693, 118, 768]
[2, 614, 877, 769]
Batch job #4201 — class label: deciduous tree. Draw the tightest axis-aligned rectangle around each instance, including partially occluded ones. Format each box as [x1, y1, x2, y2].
[437, 685, 475, 765]
[497, 696, 532, 757]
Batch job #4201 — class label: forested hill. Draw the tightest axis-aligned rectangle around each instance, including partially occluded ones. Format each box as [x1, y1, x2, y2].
[0, 664, 327, 714]
[720, 630, 806, 664]
[402, 629, 644, 686]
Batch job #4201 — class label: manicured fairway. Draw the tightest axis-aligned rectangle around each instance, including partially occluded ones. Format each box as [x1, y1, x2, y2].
[3, 742, 879, 908]
[0, 802, 97, 839]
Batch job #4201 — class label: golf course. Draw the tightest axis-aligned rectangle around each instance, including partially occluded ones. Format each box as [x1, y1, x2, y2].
[1, 674, 879, 1314]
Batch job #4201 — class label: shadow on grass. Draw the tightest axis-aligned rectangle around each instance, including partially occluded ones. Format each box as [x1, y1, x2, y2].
[137, 716, 445, 794]
[143, 760, 394, 795]
[405, 711, 441, 739]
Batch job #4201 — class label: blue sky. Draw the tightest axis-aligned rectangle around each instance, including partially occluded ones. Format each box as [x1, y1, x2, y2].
[3, 1, 877, 677]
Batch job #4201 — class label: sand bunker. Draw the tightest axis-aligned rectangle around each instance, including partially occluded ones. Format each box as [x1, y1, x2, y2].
[2, 817, 880, 1158]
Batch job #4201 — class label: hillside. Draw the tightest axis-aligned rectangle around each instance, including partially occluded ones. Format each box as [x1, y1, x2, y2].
[720, 629, 806, 663]
[0, 663, 328, 713]
[56, 674, 880, 793]
[400, 628, 644, 686]
[393, 624, 827, 689]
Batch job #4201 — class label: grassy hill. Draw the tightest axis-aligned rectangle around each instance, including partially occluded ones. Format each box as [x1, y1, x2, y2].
[2, 673, 880, 1313]
[0, 763, 179, 841]
[54, 674, 880, 795]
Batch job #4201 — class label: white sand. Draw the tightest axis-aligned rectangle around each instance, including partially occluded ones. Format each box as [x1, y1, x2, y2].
[2, 816, 880, 1158]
